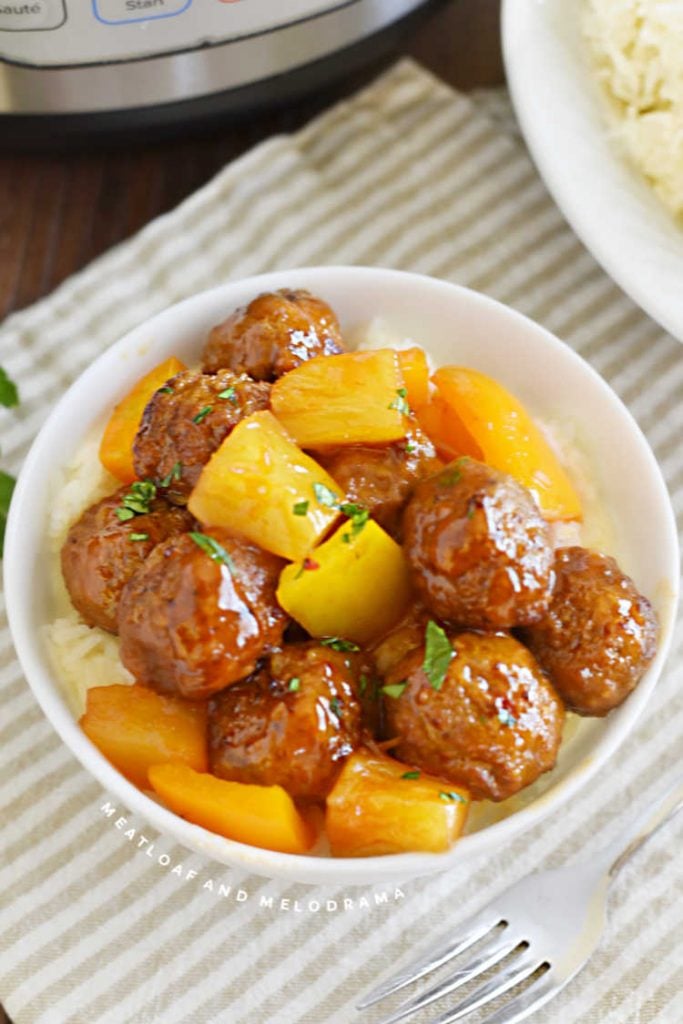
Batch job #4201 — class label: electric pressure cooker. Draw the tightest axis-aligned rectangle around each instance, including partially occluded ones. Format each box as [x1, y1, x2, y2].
[0, 1, 431, 141]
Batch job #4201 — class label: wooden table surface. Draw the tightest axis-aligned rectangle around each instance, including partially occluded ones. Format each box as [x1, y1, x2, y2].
[0, 2, 502, 1021]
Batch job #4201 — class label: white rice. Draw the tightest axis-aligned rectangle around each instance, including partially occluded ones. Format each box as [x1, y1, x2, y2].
[582, 0, 683, 219]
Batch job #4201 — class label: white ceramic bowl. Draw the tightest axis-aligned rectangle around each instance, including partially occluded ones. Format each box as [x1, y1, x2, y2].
[4, 267, 679, 885]
[502, 0, 683, 342]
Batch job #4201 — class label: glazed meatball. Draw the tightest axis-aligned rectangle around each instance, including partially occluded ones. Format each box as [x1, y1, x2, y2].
[523, 547, 658, 716]
[208, 643, 362, 800]
[133, 369, 270, 504]
[319, 427, 440, 538]
[383, 631, 565, 802]
[61, 486, 193, 633]
[118, 528, 287, 700]
[404, 458, 554, 629]
[202, 289, 345, 380]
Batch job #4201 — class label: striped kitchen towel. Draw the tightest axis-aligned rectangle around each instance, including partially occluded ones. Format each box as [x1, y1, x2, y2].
[1, 59, 681, 1024]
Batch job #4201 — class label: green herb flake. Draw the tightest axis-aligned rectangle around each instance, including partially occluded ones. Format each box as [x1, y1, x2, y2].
[440, 467, 461, 487]
[359, 674, 369, 695]
[0, 367, 19, 409]
[159, 386, 174, 395]
[388, 388, 411, 416]
[401, 770, 421, 780]
[320, 636, 360, 652]
[217, 386, 238, 403]
[116, 480, 157, 521]
[0, 469, 16, 558]
[381, 682, 407, 699]
[189, 531, 236, 574]
[129, 532, 149, 542]
[329, 697, 342, 717]
[192, 405, 213, 424]
[339, 502, 370, 542]
[313, 482, 339, 509]
[292, 500, 309, 516]
[405, 442, 417, 454]
[439, 791, 466, 803]
[287, 677, 301, 692]
[159, 461, 183, 488]
[423, 620, 454, 691]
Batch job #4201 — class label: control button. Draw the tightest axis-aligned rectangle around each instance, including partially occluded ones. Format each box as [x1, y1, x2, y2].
[93, 0, 191, 23]
[0, 0, 65, 31]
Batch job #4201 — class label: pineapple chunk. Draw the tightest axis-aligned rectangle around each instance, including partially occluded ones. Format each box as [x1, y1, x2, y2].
[326, 749, 470, 856]
[80, 684, 208, 790]
[188, 411, 343, 561]
[277, 518, 412, 644]
[271, 349, 409, 448]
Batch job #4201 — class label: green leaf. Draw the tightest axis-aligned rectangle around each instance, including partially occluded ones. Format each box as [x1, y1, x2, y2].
[292, 500, 309, 516]
[388, 389, 411, 416]
[159, 461, 183, 488]
[192, 405, 213, 424]
[189, 531, 236, 574]
[217, 386, 238, 403]
[401, 770, 421, 780]
[423, 620, 453, 690]
[287, 677, 301, 692]
[0, 470, 16, 558]
[129, 532, 149, 542]
[320, 636, 360, 652]
[381, 682, 407, 699]
[0, 368, 19, 409]
[116, 479, 157, 520]
[439, 791, 466, 803]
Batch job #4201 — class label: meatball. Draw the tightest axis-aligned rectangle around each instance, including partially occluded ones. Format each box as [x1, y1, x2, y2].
[61, 486, 193, 633]
[319, 427, 440, 538]
[383, 631, 565, 802]
[522, 547, 658, 716]
[202, 289, 345, 380]
[208, 643, 362, 800]
[133, 369, 270, 504]
[403, 458, 554, 629]
[118, 528, 287, 700]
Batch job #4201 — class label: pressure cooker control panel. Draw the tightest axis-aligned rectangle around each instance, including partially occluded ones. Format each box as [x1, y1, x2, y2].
[0, 0, 354, 67]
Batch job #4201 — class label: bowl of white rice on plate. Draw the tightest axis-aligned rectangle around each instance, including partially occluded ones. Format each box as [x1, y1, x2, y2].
[3, 266, 679, 884]
[502, 0, 683, 342]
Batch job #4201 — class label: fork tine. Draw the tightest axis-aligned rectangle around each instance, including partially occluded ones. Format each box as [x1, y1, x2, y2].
[373, 925, 522, 1024]
[356, 906, 502, 1009]
[476, 970, 558, 1024]
[422, 949, 542, 1024]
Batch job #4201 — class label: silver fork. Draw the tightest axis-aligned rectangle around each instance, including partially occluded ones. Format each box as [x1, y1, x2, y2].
[357, 776, 683, 1024]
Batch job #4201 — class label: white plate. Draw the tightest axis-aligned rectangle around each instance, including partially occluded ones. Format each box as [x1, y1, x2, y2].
[4, 267, 679, 885]
[502, 0, 683, 341]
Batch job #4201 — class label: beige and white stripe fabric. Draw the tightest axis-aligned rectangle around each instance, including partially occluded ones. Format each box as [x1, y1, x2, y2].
[1, 60, 681, 1024]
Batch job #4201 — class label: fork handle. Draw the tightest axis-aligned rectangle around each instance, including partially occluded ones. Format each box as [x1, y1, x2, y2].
[600, 775, 683, 882]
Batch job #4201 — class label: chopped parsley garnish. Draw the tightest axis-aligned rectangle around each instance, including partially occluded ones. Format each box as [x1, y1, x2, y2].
[339, 502, 370, 543]
[423, 620, 454, 691]
[192, 405, 213, 424]
[440, 467, 461, 486]
[292, 500, 309, 516]
[287, 677, 301, 692]
[0, 368, 18, 407]
[116, 480, 157, 521]
[159, 386, 174, 395]
[329, 697, 342, 717]
[320, 637, 360, 652]
[405, 442, 417, 454]
[439, 791, 466, 803]
[401, 770, 421, 780]
[0, 367, 19, 409]
[159, 461, 183, 488]
[189, 531, 236, 574]
[218, 386, 238, 403]
[0, 470, 16, 558]
[497, 707, 517, 727]
[381, 682, 407, 699]
[359, 674, 369, 695]
[388, 387, 411, 416]
[313, 482, 339, 508]
[129, 532, 149, 542]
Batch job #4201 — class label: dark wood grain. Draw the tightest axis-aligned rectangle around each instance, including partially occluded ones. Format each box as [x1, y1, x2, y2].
[0, 4, 501, 1022]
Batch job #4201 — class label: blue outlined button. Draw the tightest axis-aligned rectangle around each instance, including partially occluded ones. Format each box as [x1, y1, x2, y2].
[93, 0, 192, 25]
